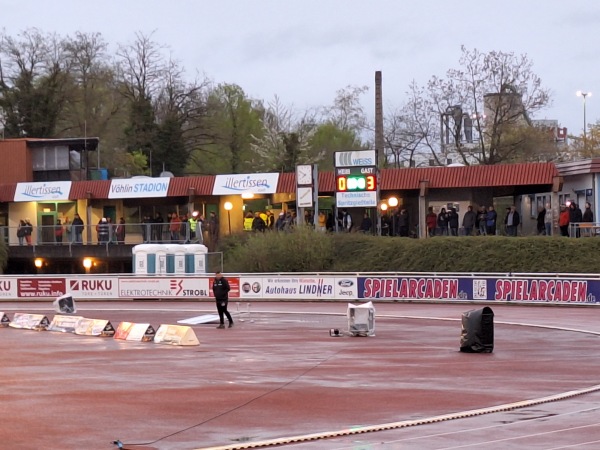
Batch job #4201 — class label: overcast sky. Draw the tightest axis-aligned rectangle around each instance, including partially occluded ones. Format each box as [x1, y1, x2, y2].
[1, 0, 598, 137]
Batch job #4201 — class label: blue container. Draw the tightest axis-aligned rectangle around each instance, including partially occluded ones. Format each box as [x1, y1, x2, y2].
[147, 253, 156, 274]
[184, 254, 195, 274]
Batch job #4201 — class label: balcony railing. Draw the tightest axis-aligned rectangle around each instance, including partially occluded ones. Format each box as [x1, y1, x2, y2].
[2, 222, 204, 247]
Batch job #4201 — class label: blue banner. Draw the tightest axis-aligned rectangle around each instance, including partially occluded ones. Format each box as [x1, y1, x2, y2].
[358, 276, 600, 303]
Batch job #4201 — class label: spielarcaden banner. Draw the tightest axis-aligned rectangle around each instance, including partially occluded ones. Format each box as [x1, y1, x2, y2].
[357, 276, 599, 304]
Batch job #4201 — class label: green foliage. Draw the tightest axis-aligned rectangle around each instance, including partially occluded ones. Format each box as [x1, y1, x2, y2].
[308, 123, 366, 171]
[223, 227, 335, 273]
[223, 233, 600, 274]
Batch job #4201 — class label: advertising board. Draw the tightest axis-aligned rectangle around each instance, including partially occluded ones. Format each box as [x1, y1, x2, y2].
[108, 177, 171, 199]
[212, 173, 280, 195]
[67, 277, 118, 299]
[118, 277, 211, 299]
[239, 276, 337, 299]
[14, 181, 72, 202]
[17, 278, 66, 298]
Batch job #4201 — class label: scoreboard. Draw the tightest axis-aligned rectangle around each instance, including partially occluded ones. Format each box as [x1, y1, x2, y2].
[334, 151, 378, 208]
[336, 167, 377, 192]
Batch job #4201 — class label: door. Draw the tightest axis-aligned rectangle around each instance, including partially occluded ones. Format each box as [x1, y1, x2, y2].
[40, 213, 56, 245]
[103, 206, 117, 224]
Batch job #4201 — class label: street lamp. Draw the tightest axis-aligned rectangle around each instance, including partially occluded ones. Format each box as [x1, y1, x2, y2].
[576, 91, 592, 147]
[388, 197, 398, 208]
[83, 258, 93, 274]
[380, 203, 388, 212]
[224, 201, 233, 235]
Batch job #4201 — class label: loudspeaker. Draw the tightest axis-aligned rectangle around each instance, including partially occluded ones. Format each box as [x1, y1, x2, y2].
[53, 294, 77, 314]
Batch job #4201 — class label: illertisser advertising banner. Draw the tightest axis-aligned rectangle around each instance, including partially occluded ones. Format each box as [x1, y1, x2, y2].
[212, 173, 279, 195]
[14, 181, 71, 202]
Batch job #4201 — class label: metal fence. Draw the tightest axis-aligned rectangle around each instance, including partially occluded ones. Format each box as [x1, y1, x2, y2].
[1, 222, 205, 247]
[568, 222, 600, 238]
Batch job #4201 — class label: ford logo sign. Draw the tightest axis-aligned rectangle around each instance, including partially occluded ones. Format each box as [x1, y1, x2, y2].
[338, 279, 354, 287]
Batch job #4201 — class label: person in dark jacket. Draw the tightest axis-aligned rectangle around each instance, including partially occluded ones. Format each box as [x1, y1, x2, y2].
[359, 213, 372, 233]
[213, 272, 233, 328]
[72, 214, 84, 244]
[505, 205, 520, 237]
[486, 206, 497, 236]
[536, 206, 546, 235]
[437, 208, 448, 236]
[462, 205, 476, 236]
[398, 209, 409, 237]
[252, 212, 266, 232]
[448, 208, 459, 236]
[582, 202, 594, 237]
[569, 203, 583, 237]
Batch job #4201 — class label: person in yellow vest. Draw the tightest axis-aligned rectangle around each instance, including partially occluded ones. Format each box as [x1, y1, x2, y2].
[243, 212, 254, 231]
[188, 212, 198, 242]
[259, 211, 268, 224]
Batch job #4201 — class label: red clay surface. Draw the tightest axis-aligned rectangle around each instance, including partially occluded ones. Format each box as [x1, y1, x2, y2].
[1, 301, 600, 450]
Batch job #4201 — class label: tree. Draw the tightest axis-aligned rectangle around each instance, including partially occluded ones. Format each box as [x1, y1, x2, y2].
[0, 29, 71, 137]
[250, 96, 318, 172]
[567, 122, 600, 159]
[406, 46, 551, 165]
[188, 83, 263, 174]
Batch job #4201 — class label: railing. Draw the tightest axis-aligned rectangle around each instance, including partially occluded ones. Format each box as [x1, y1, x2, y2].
[568, 222, 600, 238]
[2, 222, 206, 247]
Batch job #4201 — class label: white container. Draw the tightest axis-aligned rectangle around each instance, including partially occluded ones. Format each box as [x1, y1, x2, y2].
[183, 244, 208, 274]
[132, 244, 162, 275]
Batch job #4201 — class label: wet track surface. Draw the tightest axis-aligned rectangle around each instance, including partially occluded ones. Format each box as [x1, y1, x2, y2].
[1, 301, 600, 449]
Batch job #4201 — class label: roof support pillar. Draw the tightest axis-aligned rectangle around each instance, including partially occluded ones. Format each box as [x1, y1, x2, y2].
[419, 180, 429, 239]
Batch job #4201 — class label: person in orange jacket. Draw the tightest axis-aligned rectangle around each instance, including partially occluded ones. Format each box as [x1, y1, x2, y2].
[559, 205, 570, 237]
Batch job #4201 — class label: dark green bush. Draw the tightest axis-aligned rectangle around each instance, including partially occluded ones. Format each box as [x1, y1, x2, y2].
[221, 232, 600, 274]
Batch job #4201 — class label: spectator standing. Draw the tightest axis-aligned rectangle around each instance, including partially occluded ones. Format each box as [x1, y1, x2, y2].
[169, 213, 181, 242]
[448, 208, 459, 236]
[536, 206, 546, 235]
[17, 219, 26, 245]
[437, 208, 448, 236]
[505, 205, 520, 237]
[583, 202, 594, 237]
[544, 203, 553, 236]
[477, 206, 487, 235]
[398, 209, 409, 237]
[275, 212, 285, 231]
[96, 218, 109, 244]
[252, 212, 266, 232]
[326, 212, 334, 232]
[360, 213, 373, 233]
[152, 212, 164, 243]
[342, 209, 353, 232]
[486, 206, 497, 236]
[72, 214, 84, 244]
[569, 203, 583, 237]
[426, 207, 437, 237]
[266, 211, 275, 231]
[209, 211, 219, 244]
[116, 217, 126, 244]
[317, 211, 326, 232]
[63, 217, 72, 243]
[54, 219, 64, 245]
[24, 218, 33, 245]
[141, 215, 151, 243]
[559, 205, 570, 236]
[462, 205, 476, 236]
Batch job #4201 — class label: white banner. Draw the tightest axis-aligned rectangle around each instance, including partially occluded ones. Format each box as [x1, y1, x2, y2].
[0, 278, 18, 298]
[336, 191, 378, 208]
[334, 150, 376, 167]
[240, 276, 337, 299]
[213, 173, 279, 195]
[118, 277, 211, 298]
[108, 177, 171, 199]
[14, 181, 72, 201]
[66, 277, 118, 299]
[334, 277, 358, 299]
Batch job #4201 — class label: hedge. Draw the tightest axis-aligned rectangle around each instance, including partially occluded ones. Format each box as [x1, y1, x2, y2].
[221, 228, 600, 274]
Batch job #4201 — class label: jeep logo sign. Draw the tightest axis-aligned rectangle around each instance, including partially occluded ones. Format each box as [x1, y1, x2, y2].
[335, 150, 376, 168]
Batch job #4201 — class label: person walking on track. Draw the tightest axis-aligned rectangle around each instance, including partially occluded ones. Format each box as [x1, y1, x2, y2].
[213, 271, 233, 329]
